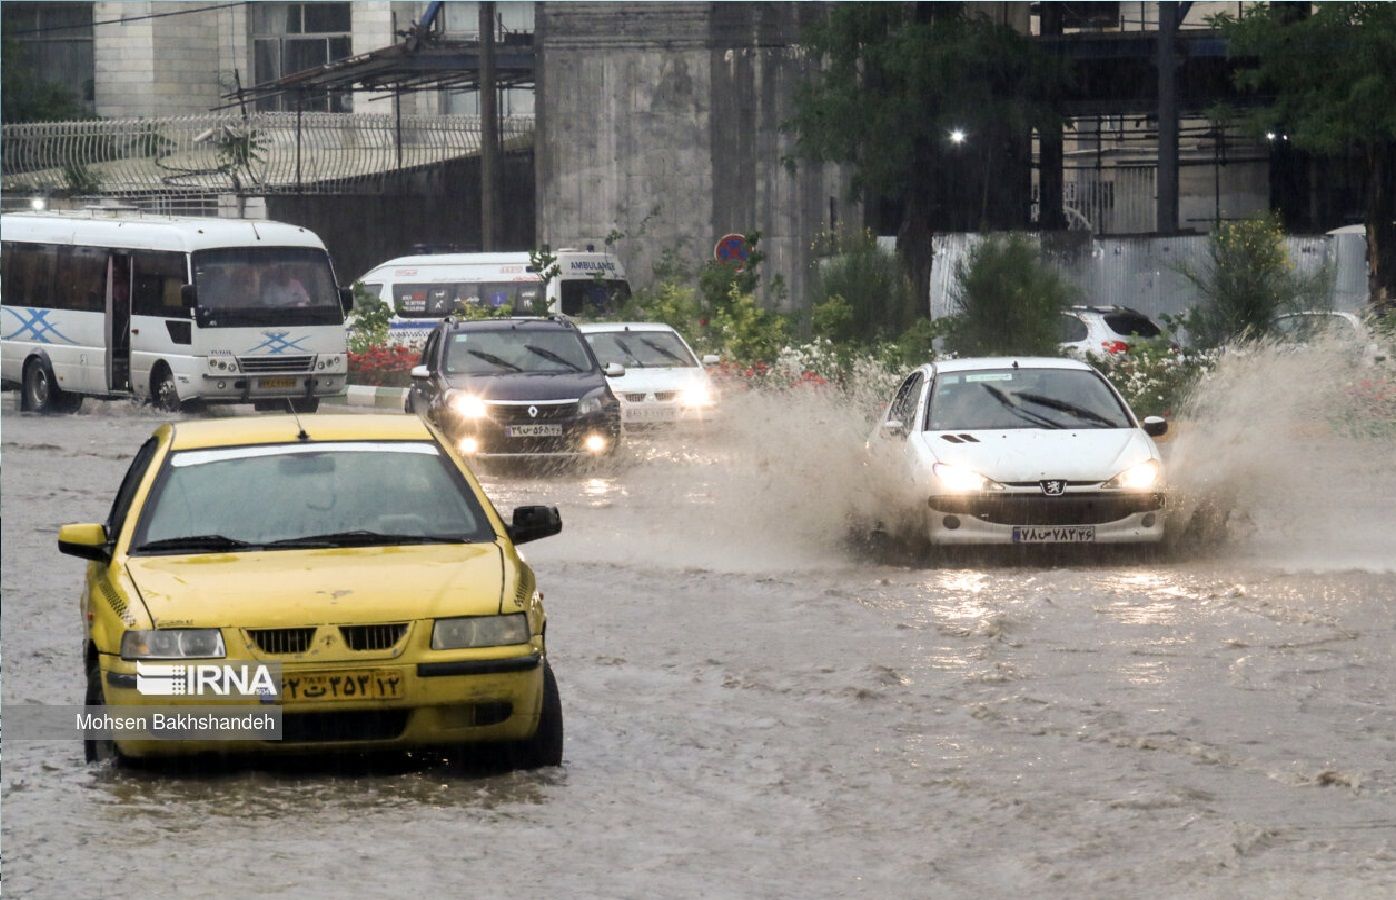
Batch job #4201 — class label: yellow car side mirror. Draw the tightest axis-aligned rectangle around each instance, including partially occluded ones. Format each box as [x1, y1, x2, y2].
[58, 523, 111, 563]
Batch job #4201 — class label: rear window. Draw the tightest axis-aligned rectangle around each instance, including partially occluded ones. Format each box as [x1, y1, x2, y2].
[1103, 313, 1161, 339]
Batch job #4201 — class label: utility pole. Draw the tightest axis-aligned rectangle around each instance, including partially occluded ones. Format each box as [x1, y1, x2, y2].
[479, 1, 499, 250]
[1155, 2, 1182, 234]
[1038, 2, 1065, 231]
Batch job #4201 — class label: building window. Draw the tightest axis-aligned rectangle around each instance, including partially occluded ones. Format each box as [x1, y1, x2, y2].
[1, 2, 95, 114]
[252, 3, 352, 112]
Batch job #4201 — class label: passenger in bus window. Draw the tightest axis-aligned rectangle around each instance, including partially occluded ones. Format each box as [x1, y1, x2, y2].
[265, 265, 311, 307]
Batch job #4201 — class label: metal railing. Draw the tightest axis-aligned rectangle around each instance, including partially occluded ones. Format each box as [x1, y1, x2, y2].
[2, 112, 534, 197]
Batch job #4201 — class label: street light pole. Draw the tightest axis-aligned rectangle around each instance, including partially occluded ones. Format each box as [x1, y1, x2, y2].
[480, 1, 499, 251]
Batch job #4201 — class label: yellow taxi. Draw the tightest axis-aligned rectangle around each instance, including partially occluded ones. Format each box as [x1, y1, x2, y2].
[59, 414, 564, 766]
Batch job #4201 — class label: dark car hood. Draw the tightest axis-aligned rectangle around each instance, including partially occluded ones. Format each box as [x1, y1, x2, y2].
[441, 371, 607, 401]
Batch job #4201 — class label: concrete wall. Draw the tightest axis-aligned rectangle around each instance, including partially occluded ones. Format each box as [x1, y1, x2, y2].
[536, 2, 856, 310]
[266, 149, 535, 283]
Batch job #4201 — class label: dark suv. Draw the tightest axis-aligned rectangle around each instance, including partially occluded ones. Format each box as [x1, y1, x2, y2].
[407, 317, 623, 458]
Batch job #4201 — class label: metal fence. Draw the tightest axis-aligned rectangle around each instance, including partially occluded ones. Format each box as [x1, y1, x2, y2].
[1033, 166, 1158, 236]
[931, 231, 1364, 328]
[2, 112, 534, 197]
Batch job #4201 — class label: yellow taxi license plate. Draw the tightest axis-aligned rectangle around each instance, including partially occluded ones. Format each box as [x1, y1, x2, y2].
[282, 670, 403, 702]
[259, 376, 297, 389]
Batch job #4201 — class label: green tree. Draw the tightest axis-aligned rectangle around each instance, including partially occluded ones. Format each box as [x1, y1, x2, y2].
[809, 229, 917, 345]
[1179, 215, 1328, 349]
[1, 38, 87, 123]
[943, 234, 1075, 357]
[1213, 2, 1396, 310]
[789, 5, 1067, 312]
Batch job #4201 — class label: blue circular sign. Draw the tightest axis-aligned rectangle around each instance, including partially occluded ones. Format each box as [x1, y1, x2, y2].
[714, 233, 751, 267]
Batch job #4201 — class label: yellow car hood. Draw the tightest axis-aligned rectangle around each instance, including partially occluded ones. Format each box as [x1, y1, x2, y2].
[125, 544, 505, 628]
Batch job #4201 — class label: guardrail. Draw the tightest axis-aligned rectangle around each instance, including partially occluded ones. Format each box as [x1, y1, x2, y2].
[2, 112, 534, 197]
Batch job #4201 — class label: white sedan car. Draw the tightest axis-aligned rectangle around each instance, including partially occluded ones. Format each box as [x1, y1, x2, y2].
[578, 322, 720, 427]
[874, 357, 1169, 546]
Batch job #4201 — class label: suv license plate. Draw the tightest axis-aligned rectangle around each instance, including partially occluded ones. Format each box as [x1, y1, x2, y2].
[506, 424, 563, 438]
[1012, 526, 1096, 543]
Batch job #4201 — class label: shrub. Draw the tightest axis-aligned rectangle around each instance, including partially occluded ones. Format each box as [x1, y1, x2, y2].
[1091, 338, 1218, 419]
[1179, 215, 1329, 349]
[347, 282, 391, 354]
[348, 344, 418, 387]
[810, 229, 918, 345]
[943, 233, 1075, 357]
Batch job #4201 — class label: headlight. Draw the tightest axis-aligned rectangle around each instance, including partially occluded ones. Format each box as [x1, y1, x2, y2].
[431, 614, 529, 650]
[121, 629, 226, 660]
[932, 462, 994, 493]
[450, 393, 489, 418]
[577, 387, 610, 416]
[1104, 459, 1161, 490]
[680, 383, 714, 408]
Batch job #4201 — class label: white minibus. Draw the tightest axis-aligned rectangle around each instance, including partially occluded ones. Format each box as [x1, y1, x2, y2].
[1, 211, 352, 413]
[357, 249, 631, 344]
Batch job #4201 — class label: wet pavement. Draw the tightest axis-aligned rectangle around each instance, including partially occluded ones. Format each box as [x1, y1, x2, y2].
[3, 398, 1395, 898]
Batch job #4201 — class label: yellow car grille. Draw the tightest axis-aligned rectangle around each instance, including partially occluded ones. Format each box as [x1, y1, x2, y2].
[247, 627, 316, 654]
[340, 623, 408, 651]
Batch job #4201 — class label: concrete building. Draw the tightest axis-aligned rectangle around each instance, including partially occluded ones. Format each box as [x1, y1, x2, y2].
[534, 2, 857, 309]
[3, 1, 534, 118]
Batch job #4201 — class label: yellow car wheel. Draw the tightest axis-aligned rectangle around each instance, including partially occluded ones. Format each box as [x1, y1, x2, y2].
[511, 662, 563, 770]
[83, 659, 119, 765]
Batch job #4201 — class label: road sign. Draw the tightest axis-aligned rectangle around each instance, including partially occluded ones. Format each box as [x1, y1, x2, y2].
[714, 233, 751, 268]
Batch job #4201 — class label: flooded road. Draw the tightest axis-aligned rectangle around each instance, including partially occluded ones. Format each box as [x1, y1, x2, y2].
[4, 399, 1395, 898]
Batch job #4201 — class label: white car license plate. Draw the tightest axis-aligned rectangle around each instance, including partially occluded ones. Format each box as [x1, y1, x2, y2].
[1012, 525, 1096, 543]
[624, 406, 678, 423]
[505, 424, 563, 438]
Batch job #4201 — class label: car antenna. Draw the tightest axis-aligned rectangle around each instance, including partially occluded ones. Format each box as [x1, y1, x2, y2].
[1012, 360, 1019, 369]
[284, 398, 310, 441]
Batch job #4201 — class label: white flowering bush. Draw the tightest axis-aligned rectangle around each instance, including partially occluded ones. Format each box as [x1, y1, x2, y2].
[1090, 340, 1219, 418]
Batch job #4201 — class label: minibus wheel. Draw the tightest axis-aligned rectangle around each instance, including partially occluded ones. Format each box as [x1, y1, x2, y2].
[22, 357, 81, 414]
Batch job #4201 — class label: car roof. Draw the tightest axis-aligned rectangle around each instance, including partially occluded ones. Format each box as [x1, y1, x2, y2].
[930, 356, 1095, 374]
[1065, 305, 1148, 315]
[168, 415, 431, 450]
[575, 321, 677, 334]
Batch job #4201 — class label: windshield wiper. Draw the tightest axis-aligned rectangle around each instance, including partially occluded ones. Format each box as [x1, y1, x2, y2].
[610, 337, 645, 368]
[981, 385, 1064, 429]
[523, 344, 583, 372]
[637, 337, 687, 365]
[1015, 392, 1120, 428]
[267, 530, 475, 548]
[136, 534, 259, 553]
[465, 350, 523, 372]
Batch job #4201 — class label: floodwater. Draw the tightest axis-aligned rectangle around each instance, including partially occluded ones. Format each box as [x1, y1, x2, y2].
[3, 350, 1395, 898]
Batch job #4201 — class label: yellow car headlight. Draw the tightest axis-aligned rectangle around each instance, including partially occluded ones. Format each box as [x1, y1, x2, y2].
[1104, 459, 1161, 490]
[450, 394, 489, 419]
[120, 629, 226, 660]
[431, 613, 529, 650]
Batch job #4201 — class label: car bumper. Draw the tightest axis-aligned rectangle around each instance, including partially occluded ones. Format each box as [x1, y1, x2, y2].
[443, 410, 623, 457]
[198, 373, 346, 401]
[619, 401, 720, 429]
[98, 652, 544, 758]
[927, 491, 1167, 545]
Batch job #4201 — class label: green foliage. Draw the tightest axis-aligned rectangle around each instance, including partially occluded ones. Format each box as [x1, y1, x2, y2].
[707, 287, 789, 364]
[527, 246, 560, 316]
[1178, 215, 1328, 349]
[347, 283, 391, 353]
[942, 234, 1075, 357]
[810, 229, 918, 345]
[1, 38, 87, 123]
[1092, 337, 1218, 419]
[790, 8, 1065, 199]
[62, 161, 100, 194]
[1213, 3, 1396, 154]
[212, 124, 266, 192]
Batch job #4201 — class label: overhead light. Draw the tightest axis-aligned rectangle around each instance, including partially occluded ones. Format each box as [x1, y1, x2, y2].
[949, 128, 967, 145]
[29, 197, 45, 210]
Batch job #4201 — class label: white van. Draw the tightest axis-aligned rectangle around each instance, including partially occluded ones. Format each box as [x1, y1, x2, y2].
[2, 211, 351, 413]
[357, 250, 631, 344]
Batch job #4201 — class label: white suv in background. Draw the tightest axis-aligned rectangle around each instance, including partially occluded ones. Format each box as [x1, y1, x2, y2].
[578, 322, 721, 427]
[1059, 305, 1164, 358]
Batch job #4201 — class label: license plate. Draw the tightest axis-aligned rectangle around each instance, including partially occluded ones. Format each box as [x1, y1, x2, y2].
[1012, 525, 1096, 543]
[505, 424, 563, 437]
[259, 376, 297, 389]
[624, 406, 678, 422]
[281, 670, 403, 702]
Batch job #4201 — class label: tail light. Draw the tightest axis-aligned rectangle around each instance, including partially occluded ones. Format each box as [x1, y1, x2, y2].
[1101, 340, 1130, 355]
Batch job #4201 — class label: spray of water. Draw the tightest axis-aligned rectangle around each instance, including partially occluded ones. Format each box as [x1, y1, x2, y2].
[1166, 336, 1396, 571]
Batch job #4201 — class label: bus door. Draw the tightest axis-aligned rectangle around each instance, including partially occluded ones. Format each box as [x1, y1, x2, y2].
[107, 253, 131, 392]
